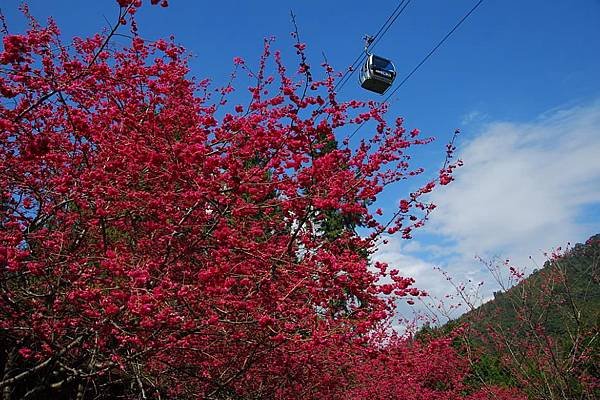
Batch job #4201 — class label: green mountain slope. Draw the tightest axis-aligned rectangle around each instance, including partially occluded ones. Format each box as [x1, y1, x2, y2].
[419, 234, 600, 399]
[464, 234, 600, 399]
[472, 234, 599, 336]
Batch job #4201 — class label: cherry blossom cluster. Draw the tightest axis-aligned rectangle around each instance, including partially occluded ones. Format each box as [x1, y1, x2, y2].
[0, 3, 519, 399]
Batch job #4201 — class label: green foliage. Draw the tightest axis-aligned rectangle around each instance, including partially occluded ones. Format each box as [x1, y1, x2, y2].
[428, 234, 600, 399]
[465, 353, 518, 388]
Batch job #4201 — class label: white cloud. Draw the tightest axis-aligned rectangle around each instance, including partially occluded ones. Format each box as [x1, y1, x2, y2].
[375, 236, 489, 323]
[375, 236, 441, 290]
[461, 110, 488, 125]
[430, 101, 600, 261]
[375, 101, 600, 321]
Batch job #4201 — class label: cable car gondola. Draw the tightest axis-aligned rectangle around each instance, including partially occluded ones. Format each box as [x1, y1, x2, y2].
[358, 35, 396, 94]
[359, 53, 396, 95]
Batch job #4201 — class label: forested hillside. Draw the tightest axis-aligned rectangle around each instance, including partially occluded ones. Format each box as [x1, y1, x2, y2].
[449, 235, 600, 399]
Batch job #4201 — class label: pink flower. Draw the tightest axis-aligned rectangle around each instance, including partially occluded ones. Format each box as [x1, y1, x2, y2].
[18, 347, 33, 359]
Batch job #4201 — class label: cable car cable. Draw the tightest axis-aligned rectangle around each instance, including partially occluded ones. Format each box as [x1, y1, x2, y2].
[369, 0, 412, 51]
[333, 0, 411, 96]
[348, 0, 485, 139]
[333, 0, 407, 94]
[382, 0, 484, 104]
[370, 0, 409, 46]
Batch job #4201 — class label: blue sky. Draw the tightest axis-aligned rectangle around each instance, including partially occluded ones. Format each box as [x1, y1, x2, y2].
[4, 0, 600, 317]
